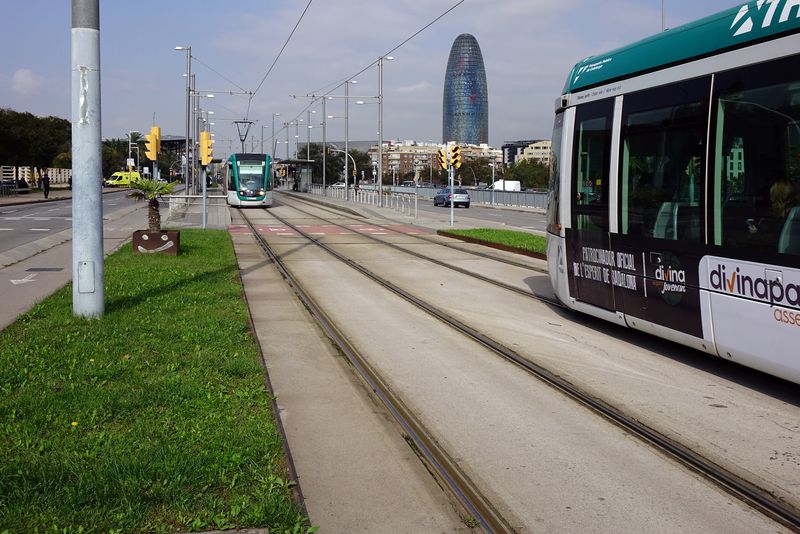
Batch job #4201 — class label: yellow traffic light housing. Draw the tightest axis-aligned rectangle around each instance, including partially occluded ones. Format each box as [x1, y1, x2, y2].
[144, 133, 157, 161]
[437, 147, 447, 170]
[200, 131, 213, 166]
[152, 126, 161, 153]
[450, 145, 462, 169]
[144, 126, 161, 162]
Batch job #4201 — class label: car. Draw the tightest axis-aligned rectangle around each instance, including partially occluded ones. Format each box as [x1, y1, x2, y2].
[433, 187, 470, 208]
[328, 181, 346, 188]
[400, 180, 416, 187]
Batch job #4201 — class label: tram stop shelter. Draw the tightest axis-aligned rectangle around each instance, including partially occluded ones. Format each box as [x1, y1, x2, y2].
[275, 159, 314, 193]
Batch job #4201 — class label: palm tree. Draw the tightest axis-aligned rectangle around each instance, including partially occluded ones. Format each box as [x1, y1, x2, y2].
[128, 179, 178, 232]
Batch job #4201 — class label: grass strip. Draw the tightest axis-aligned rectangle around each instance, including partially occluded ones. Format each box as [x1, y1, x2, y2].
[438, 228, 547, 257]
[0, 229, 312, 533]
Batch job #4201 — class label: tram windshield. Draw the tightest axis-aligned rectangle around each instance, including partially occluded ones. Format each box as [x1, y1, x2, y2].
[237, 160, 266, 191]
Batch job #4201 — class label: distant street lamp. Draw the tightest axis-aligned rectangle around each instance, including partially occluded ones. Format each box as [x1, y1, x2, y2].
[175, 45, 191, 189]
[271, 112, 280, 156]
[378, 55, 393, 206]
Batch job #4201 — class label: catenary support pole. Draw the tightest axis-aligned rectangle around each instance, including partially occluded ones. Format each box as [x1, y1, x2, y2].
[71, 0, 104, 317]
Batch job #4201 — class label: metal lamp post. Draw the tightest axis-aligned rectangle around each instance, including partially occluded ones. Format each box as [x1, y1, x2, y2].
[344, 79, 357, 199]
[175, 46, 191, 190]
[271, 112, 280, 156]
[377, 55, 393, 207]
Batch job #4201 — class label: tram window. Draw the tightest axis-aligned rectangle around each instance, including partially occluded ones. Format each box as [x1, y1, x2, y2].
[713, 55, 800, 256]
[620, 77, 709, 242]
[547, 112, 564, 234]
[226, 163, 234, 191]
[572, 99, 613, 232]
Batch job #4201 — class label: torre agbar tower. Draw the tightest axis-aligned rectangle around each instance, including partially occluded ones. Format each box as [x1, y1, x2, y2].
[442, 33, 488, 145]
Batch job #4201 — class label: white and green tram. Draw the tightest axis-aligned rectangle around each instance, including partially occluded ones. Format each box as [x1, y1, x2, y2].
[547, 0, 800, 384]
[225, 153, 272, 207]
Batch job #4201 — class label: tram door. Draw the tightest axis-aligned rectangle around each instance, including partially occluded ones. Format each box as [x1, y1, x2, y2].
[567, 99, 615, 310]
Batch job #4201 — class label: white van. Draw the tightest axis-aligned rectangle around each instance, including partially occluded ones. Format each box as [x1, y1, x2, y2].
[488, 180, 521, 191]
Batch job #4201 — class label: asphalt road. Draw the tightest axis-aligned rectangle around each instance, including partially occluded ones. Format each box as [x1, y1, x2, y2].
[0, 191, 139, 254]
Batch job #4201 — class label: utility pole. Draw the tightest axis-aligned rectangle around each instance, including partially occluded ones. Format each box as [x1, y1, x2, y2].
[71, 0, 104, 318]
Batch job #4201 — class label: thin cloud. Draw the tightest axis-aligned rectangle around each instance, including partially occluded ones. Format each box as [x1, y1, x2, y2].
[396, 81, 432, 93]
[11, 69, 44, 95]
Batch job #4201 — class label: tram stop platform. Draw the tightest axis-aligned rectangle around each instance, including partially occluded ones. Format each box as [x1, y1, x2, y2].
[163, 191, 231, 230]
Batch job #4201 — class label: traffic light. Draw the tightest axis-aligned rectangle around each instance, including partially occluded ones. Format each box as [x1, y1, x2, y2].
[437, 147, 447, 170]
[144, 132, 157, 161]
[200, 131, 213, 166]
[144, 126, 161, 161]
[152, 126, 161, 153]
[450, 145, 462, 169]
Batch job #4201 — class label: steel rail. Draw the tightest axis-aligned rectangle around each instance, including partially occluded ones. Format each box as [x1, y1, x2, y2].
[281, 191, 547, 273]
[257, 206, 800, 531]
[238, 210, 512, 533]
[275, 197, 560, 307]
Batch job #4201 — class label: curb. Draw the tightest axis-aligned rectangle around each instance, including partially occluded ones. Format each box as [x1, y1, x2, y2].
[437, 229, 547, 260]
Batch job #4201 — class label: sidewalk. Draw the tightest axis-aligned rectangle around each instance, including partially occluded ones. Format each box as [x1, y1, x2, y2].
[0, 186, 118, 207]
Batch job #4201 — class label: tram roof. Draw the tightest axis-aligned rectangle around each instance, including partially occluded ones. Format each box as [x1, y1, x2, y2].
[563, 0, 800, 94]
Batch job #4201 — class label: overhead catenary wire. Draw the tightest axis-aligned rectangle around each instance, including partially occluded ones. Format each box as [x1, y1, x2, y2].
[247, 0, 315, 118]
[258, 0, 465, 149]
[307, 0, 465, 98]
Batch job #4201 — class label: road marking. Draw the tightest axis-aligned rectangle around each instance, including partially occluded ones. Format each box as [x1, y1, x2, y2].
[47, 208, 60, 212]
[2, 217, 22, 221]
[10, 273, 37, 285]
[0, 228, 12, 231]
[30, 228, 51, 232]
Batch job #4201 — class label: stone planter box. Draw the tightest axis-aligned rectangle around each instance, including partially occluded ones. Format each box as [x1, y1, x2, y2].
[132, 230, 180, 255]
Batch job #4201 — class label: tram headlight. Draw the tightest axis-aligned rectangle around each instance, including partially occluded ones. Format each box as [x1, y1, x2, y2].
[258, 189, 265, 195]
[239, 190, 247, 195]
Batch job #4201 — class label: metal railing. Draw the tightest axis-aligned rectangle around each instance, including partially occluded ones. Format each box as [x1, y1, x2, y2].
[308, 183, 548, 212]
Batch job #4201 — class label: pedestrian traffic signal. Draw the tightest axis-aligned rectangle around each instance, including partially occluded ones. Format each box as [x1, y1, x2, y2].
[437, 147, 447, 170]
[200, 131, 213, 166]
[450, 145, 462, 169]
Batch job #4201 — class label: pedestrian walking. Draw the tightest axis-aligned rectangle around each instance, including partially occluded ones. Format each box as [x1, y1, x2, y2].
[42, 171, 50, 199]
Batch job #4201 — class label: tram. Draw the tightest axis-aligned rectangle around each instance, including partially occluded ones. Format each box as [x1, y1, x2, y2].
[225, 153, 272, 207]
[546, 1, 800, 384]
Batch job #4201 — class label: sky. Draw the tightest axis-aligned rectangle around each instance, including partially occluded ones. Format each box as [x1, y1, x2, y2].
[1, 0, 744, 159]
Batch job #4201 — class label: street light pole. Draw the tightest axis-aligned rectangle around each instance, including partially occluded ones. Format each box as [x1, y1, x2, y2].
[175, 46, 191, 191]
[377, 55, 393, 206]
[271, 112, 280, 156]
[285, 122, 289, 159]
[322, 98, 327, 192]
[345, 80, 357, 199]
[71, 0, 104, 318]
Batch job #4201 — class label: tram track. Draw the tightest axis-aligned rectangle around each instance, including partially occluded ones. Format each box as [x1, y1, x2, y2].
[281, 191, 549, 274]
[275, 195, 559, 307]
[240, 203, 800, 531]
[236, 209, 511, 533]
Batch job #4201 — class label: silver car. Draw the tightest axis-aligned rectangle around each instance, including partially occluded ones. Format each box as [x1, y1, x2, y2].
[434, 187, 470, 208]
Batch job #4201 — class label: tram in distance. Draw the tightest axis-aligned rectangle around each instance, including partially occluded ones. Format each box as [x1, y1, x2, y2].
[546, 0, 800, 384]
[225, 153, 272, 208]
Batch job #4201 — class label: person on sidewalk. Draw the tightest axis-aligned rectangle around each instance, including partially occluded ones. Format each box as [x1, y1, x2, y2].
[42, 171, 50, 199]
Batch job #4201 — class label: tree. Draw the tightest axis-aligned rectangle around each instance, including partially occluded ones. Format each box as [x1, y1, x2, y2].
[0, 108, 70, 168]
[128, 179, 179, 232]
[508, 159, 549, 190]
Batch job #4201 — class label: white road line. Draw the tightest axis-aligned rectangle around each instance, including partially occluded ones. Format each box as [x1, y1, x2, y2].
[2, 217, 22, 221]
[47, 208, 60, 212]
[0, 228, 12, 231]
[30, 228, 51, 232]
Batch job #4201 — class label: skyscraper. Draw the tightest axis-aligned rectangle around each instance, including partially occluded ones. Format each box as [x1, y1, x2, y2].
[442, 33, 488, 145]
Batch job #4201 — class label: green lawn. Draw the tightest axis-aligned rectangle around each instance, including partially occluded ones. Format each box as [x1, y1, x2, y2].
[0, 230, 311, 533]
[439, 228, 547, 255]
